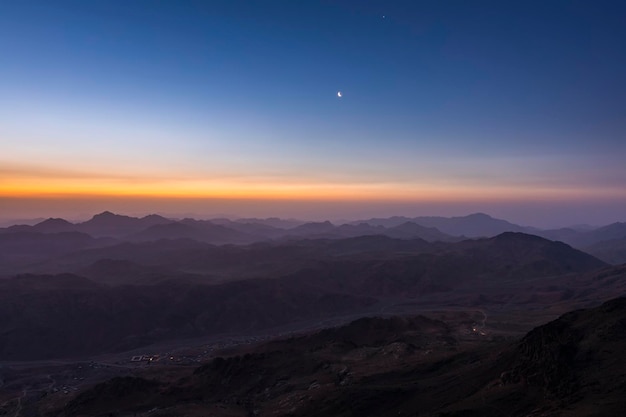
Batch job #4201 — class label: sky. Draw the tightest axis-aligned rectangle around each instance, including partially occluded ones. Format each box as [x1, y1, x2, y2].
[1, 0, 625, 227]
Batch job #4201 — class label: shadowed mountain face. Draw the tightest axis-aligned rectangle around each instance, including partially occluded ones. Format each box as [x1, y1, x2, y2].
[284, 233, 605, 298]
[458, 232, 605, 277]
[1, 228, 606, 284]
[0, 232, 115, 274]
[472, 297, 626, 416]
[0, 232, 610, 360]
[0, 273, 375, 360]
[53, 297, 626, 417]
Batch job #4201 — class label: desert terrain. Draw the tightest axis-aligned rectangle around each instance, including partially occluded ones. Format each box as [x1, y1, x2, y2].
[1, 212, 626, 416]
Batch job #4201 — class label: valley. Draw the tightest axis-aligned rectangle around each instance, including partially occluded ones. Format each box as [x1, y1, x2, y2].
[1, 212, 626, 416]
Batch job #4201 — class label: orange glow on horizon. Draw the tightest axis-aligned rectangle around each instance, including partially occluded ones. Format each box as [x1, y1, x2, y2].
[2, 176, 623, 203]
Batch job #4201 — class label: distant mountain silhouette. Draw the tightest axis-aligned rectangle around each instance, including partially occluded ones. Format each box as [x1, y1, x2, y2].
[234, 217, 306, 229]
[384, 221, 454, 241]
[128, 222, 200, 241]
[588, 221, 626, 239]
[412, 212, 528, 237]
[356, 212, 527, 237]
[352, 215, 415, 228]
[287, 221, 337, 236]
[532, 222, 626, 262]
[534, 222, 626, 248]
[584, 237, 626, 265]
[6, 217, 75, 234]
[127, 219, 257, 244]
[77, 211, 173, 237]
[2, 211, 624, 256]
[532, 226, 582, 243]
[0, 217, 45, 228]
[281, 221, 453, 242]
[209, 218, 286, 238]
[0, 209, 609, 287]
[0, 211, 174, 238]
[336, 222, 388, 236]
[574, 222, 626, 246]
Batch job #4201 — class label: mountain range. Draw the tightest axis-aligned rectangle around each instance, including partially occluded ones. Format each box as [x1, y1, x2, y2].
[0, 231, 614, 360]
[2, 211, 626, 267]
[1, 210, 626, 416]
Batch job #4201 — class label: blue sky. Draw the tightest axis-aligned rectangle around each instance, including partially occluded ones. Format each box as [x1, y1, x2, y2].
[1, 0, 625, 226]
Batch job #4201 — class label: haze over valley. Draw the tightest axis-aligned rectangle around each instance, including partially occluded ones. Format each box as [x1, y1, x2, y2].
[1, 211, 626, 416]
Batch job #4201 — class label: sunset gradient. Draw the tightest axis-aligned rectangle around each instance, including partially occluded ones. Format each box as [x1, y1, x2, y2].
[1, 1, 625, 227]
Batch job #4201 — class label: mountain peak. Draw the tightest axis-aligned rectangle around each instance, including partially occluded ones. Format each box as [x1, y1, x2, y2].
[93, 211, 116, 218]
[466, 212, 493, 219]
[86, 211, 137, 224]
[141, 214, 168, 221]
[28, 217, 76, 233]
[37, 217, 72, 226]
[493, 231, 546, 242]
